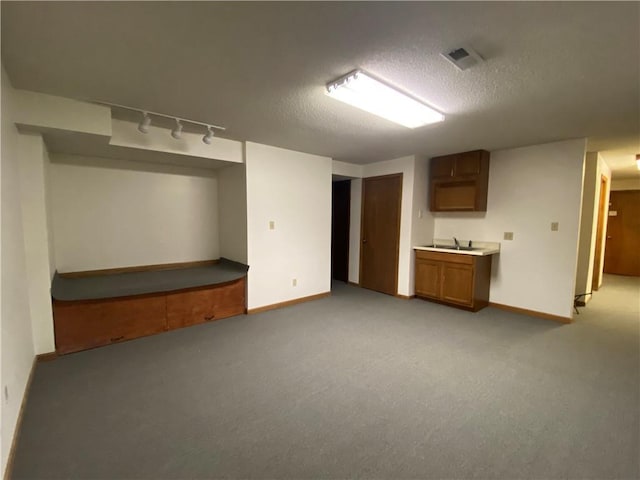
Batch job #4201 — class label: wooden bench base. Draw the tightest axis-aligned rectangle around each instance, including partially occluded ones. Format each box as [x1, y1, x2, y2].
[53, 278, 246, 355]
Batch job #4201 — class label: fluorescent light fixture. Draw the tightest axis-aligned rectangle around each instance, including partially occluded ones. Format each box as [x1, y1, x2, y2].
[326, 70, 444, 128]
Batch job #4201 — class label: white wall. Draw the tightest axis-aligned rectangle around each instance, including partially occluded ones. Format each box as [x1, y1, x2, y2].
[245, 142, 331, 310]
[1, 65, 36, 477]
[610, 177, 640, 191]
[348, 179, 362, 284]
[410, 155, 436, 294]
[332, 160, 363, 178]
[434, 139, 587, 319]
[18, 135, 55, 354]
[218, 164, 248, 264]
[13, 88, 111, 136]
[49, 154, 220, 272]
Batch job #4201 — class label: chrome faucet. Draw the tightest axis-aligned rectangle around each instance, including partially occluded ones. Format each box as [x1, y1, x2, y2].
[453, 237, 460, 249]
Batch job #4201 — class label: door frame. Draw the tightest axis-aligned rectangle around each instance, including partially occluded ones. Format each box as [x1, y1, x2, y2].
[359, 173, 403, 295]
[592, 175, 608, 291]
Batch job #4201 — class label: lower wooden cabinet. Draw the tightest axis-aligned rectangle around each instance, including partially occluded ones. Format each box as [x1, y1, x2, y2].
[166, 279, 246, 329]
[53, 277, 246, 354]
[53, 295, 167, 354]
[415, 250, 492, 311]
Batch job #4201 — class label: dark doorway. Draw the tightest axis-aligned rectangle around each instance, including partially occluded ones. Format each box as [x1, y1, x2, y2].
[360, 174, 402, 295]
[331, 180, 351, 282]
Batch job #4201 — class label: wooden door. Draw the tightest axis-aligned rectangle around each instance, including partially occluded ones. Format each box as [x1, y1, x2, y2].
[604, 190, 640, 276]
[592, 176, 609, 290]
[415, 259, 441, 299]
[441, 263, 474, 306]
[331, 180, 351, 282]
[360, 174, 402, 295]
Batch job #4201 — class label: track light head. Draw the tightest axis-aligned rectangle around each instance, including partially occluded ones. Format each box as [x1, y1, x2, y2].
[138, 112, 151, 133]
[202, 126, 215, 145]
[171, 119, 183, 139]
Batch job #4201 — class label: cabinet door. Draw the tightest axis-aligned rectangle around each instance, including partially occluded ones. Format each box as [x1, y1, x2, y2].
[53, 295, 167, 354]
[166, 278, 246, 329]
[441, 263, 474, 306]
[430, 156, 454, 178]
[453, 151, 482, 177]
[431, 180, 477, 211]
[415, 259, 442, 299]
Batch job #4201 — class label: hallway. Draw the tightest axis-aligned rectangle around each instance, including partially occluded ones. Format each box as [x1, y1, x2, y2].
[578, 274, 640, 326]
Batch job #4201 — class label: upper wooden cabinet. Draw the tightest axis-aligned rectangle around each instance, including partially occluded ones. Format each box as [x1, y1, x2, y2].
[429, 150, 490, 212]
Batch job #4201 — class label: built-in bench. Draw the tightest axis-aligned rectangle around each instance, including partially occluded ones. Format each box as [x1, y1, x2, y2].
[51, 258, 249, 354]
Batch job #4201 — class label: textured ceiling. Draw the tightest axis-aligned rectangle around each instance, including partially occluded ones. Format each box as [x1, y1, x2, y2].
[2, 2, 639, 176]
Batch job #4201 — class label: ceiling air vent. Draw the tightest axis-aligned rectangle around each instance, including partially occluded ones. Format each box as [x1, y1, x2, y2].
[441, 46, 483, 71]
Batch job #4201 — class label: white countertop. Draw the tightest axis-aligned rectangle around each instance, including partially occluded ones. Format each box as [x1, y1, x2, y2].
[414, 239, 501, 256]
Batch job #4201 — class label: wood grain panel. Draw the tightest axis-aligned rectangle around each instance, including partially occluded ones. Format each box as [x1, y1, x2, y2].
[431, 155, 454, 178]
[166, 278, 245, 329]
[415, 260, 441, 299]
[415, 250, 474, 264]
[53, 295, 167, 354]
[441, 263, 474, 306]
[455, 151, 482, 176]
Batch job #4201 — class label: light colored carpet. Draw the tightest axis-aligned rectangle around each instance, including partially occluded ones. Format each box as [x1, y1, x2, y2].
[11, 275, 640, 479]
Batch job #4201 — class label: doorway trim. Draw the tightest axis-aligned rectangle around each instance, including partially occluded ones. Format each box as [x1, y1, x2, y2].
[592, 175, 608, 291]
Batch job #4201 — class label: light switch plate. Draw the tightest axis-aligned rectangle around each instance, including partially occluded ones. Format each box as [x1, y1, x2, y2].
[551, 222, 559, 231]
[269, 221, 275, 230]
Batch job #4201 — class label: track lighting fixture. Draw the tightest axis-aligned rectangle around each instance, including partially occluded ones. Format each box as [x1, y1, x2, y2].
[138, 112, 151, 133]
[93, 101, 226, 144]
[171, 119, 183, 140]
[203, 126, 215, 145]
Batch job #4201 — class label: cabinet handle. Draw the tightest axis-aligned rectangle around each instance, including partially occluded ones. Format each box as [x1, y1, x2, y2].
[204, 315, 215, 321]
[110, 336, 124, 342]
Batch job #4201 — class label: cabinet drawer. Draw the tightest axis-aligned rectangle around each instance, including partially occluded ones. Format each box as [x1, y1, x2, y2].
[415, 250, 474, 265]
[166, 278, 245, 329]
[53, 295, 167, 354]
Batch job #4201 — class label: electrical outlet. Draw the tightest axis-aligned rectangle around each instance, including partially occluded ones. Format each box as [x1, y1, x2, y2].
[551, 222, 559, 231]
[504, 232, 514, 240]
[292, 278, 297, 287]
[269, 221, 275, 230]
